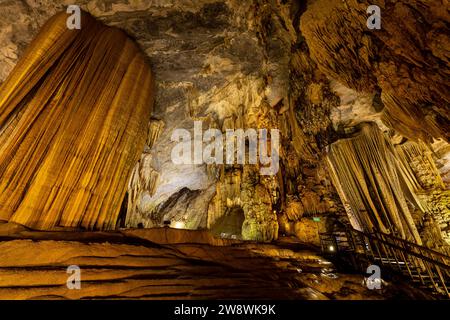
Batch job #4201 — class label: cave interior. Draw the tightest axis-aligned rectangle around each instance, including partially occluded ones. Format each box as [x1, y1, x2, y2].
[0, 0, 449, 300]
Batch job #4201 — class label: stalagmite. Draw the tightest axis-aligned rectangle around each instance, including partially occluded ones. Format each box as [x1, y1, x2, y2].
[326, 123, 422, 244]
[0, 11, 154, 230]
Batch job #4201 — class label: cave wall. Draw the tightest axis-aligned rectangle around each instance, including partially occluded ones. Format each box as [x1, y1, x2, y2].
[301, 0, 450, 248]
[0, 0, 345, 241]
[1, 0, 448, 246]
[300, 0, 450, 143]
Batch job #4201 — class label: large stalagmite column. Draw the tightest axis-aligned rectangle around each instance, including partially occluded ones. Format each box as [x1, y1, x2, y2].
[0, 11, 154, 230]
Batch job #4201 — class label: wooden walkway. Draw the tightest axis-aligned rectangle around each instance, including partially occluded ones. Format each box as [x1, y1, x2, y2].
[320, 228, 450, 299]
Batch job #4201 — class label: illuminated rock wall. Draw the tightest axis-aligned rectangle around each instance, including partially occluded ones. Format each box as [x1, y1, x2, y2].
[0, 11, 153, 230]
[0, 0, 351, 241]
[301, 0, 450, 142]
[0, 0, 448, 246]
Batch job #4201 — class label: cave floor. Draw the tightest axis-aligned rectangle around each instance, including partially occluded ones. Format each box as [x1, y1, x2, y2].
[0, 224, 431, 300]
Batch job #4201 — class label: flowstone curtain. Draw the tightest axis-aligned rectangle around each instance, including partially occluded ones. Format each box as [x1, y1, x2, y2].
[326, 123, 422, 244]
[0, 11, 154, 230]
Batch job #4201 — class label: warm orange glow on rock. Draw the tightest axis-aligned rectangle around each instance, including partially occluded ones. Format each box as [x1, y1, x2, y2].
[0, 11, 154, 230]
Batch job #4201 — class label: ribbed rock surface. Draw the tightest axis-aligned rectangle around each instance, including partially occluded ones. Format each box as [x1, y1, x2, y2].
[1, 0, 448, 246]
[300, 0, 450, 142]
[0, 235, 430, 300]
[0, 10, 153, 230]
[327, 123, 423, 242]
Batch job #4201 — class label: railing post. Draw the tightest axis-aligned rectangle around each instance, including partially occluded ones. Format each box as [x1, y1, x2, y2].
[341, 226, 450, 298]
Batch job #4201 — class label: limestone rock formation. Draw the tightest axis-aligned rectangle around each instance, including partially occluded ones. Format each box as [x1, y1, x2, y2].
[0, 235, 430, 300]
[0, 10, 153, 230]
[0, 0, 345, 242]
[301, 0, 450, 142]
[326, 123, 421, 241]
[0, 0, 450, 303]
[0, 0, 448, 248]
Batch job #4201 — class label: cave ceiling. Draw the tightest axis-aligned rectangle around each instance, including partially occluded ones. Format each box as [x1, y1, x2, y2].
[0, 0, 448, 246]
[0, 0, 449, 303]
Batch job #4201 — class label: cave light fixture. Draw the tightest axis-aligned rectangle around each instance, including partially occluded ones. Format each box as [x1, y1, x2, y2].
[172, 221, 186, 229]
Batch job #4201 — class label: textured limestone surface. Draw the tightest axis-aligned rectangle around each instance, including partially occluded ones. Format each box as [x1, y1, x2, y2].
[0, 0, 344, 241]
[1, 0, 449, 246]
[0, 10, 154, 231]
[0, 234, 431, 300]
[301, 0, 450, 142]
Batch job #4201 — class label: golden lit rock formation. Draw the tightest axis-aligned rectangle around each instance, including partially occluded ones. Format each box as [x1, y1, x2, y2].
[326, 123, 422, 243]
[301, 0, 450, 142]
[327, 122, 449, 251]
[0, 11, 153, 230]
[0, 0, 448, 301]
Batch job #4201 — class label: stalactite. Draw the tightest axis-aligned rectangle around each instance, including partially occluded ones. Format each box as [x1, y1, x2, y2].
[204, 96, 280, 241]
[285, 97, 315, 162]
[395, 140, 450, 247]
[326, 159, 364, 231]
[146, 119, 165, 149]
[126, 154, 160, 227]
[126, 119, 164, 228]
[207, 169, 242, 230]
[326, 123, 422, 244]
[301, 0, 450, 142]
[0, 11, 154, 230]
[396, 140, 445, 191]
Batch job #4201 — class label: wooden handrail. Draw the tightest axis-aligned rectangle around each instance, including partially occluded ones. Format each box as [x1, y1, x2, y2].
[352, 229, 450, 269]
[320, 228, 450, 298]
